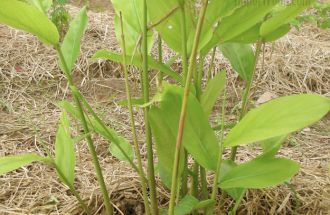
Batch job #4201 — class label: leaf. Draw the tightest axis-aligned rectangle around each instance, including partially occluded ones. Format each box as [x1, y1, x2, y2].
[58, 101, 134, 162]
[26, 0, 52, 14]
[0, 154, 48, 175]
[260, 135, 287, 158]
[225, 94, 330, 147]
[0, 0, 59, 45]
[262, 24, 291, 42]
[149, 84, 219, 175]
[201, 71, 226, 117]
[112, 0, 154, 54]
[55, 112, 75, 186]
[92, 50, 182, 83]
[60, 7, 88, 73]
[146, 0, 195, 54]
[220, 157, 300, 189]
[219, 43, 255, 81]
[260, 0, 315, 36]
[202, 0, 279, 53]
[218, 160, 246, 200]
[160, 195, 199, 215]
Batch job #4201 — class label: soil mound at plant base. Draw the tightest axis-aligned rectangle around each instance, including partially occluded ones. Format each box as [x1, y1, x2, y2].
[0, 5, 329, 215]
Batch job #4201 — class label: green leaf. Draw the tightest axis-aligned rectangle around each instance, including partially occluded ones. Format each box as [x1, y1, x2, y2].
[263, 24, 291, 42]
[0, 154, 48, 175]
[201, 71, 226, 117]
[220, 157, 300, 189]
[218, 160, 246, 200]
[225, 94, 330, 147]
[160, 195, 199, 215]
[112, 0, 154, 54]
[92, 50, 182, 83]
[58, 101, 134, 162]
[194, 199, 216, 210]
[219, 43, 255, 81]
[202, 0, 279, 53]
[149, 84, 219, 174]
[26, 0, 52, 14]
[60, 7, 88, 73]
[55, 112, 75, 186]
[146, 0, 195, 54]
[0, 0, 59, 45]
[260, 0, 315, 36]
[260, 135, 287, 158]
[226, 23, 261, 44]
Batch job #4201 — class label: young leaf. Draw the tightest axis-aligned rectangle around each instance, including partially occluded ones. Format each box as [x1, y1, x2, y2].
[225, 94, 330, 147]
[58, 101, 134, 162]
[60, 7, 88, 73]
[220, 157, 300, 189]
[201, 71, 226, 117]
[0, 154, 49, 175]
[55, 112, 75, 186]
[260, 135, 287, 158]
[0, 0, 59, 45]
[219, 43, 255, 81]
[260, 0, 315, 36]
[92, 50, 182, 83]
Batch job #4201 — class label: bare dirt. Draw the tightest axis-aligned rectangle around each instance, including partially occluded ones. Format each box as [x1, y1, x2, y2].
[0, 3, 329, 215]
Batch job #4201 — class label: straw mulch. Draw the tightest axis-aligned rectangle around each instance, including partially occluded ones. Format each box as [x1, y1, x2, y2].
[0, 4, 329, 215]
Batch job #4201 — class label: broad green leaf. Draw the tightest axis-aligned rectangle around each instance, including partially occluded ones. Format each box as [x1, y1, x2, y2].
[201, 71, 226, 117]
[260, 135, 287, 158]
[160, 195, 199, 215]
[260, 0, 315, 36]
[218, 160, 246, 200]
[219, 43, 255, 81]
[220, 157, 300, 189]
[149, 84, 219, 174]
[202, 0, 279, 54]
[55, 112, 75, 186]
[194, 199, 216, 210]
[0, 154, 48, 175]
[58, 101, 134, 162]
[146, 0, 195, 54]
[26, 0, 52, 14]
[112, 0, 154, 54]
[225, 94, 330, 147]
[60, 7, 88, 73]
[263, 24, 291, 42]
[92, 50, 182, 83]
[226, 23, 261, 44]
[0, 0, 59, 45]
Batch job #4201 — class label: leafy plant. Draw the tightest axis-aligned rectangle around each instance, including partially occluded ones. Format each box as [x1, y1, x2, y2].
[0, 0, 329, 214]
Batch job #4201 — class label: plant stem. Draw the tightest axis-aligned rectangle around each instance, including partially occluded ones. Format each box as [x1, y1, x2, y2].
[157, 34, 163, 88]
[230, 41, 263, 161]
[207, 47, 217, 82]
[142, 1, 158, 214]
[73, 89, 145, 179]
[168, 1, 209, 214]
[230, 191, 245, 215]
[55, 46, 113, 215]
[119, 12, 151, 215]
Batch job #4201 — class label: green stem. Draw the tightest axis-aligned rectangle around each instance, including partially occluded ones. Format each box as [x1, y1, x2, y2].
[230, 191, 245, 215]
[230, 41, 263, 161]
[180, 3, 189, 84]
[119, 12, 151, 215]
[142, 1, 158, 214]
[157, 34, 163, 88]
[168, 1, 209, 214]
[55, 46, 113, 215]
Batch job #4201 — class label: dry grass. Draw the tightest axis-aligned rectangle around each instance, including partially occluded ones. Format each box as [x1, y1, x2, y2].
[0, 4, 329, 215]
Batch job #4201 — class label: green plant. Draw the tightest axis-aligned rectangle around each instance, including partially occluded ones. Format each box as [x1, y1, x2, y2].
[1, 0, 330, 215]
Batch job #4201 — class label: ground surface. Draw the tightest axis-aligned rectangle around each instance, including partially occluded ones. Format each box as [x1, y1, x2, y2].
[0, 2, 329, 215]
